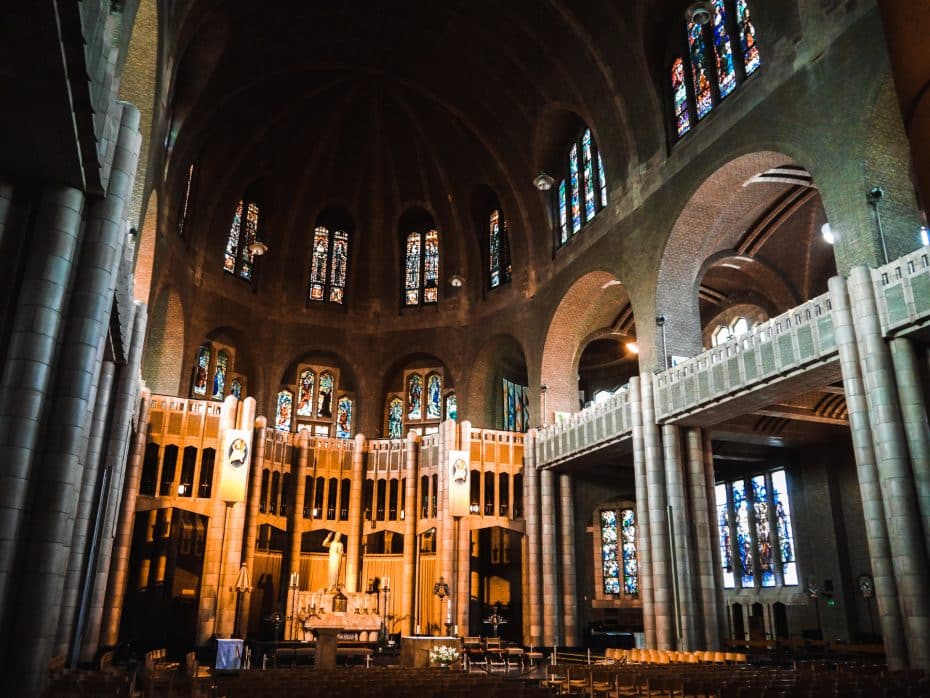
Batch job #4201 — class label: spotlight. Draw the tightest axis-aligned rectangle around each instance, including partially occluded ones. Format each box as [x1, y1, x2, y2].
[920, 226, 929, 247]
[821, 223, 835, 245]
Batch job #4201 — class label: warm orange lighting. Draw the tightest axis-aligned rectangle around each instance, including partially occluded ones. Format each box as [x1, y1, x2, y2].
[626, 342, 639, 354]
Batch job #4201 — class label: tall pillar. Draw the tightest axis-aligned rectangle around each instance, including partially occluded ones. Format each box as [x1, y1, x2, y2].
[346, 433, 367, 593]
[847, 268, 929, 670]
[0, 184, 86, 639]
[523, 430, 543, 647]
[684, 428, 719, 649]
[889, 338, 930, 563]
[629, 378, 655, 648]
[540, 467, 561, 646]
[641, 373, 672, 649]
[662, 424, 696, 650]
[401, 432, 418, 634]
[456, 422, 473, 635]
[101, 389, 153, 645]
[437, 421, 456, 624]
[285, 431, 310, 640]
[238, 417, 268, 636]
[702, 432, 727, 648]
[559, 473, 578, 646]
[829, 275, 906, 668]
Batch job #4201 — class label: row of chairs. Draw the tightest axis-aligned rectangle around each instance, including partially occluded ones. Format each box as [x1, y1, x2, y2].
[603, 649, 747, 665]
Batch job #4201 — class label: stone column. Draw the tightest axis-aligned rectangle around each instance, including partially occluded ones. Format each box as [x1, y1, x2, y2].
[702, 432, 727, 648]
[684, 428, 719, 650]
[438, 421, 456, 625]
[559, 473, 578, 646]
[662, 424, 696, 650]
[285, 432, 309, 640]
[101, 389, 152, 646]
[888, 338, 930, 563]
[456, 421, 473, 635]
[523, 430, 543, 647]
[829, 275, 906, 668]
[629, 377, 655, 648]
[540, 467, 561, 646]
[238, 417, 267, 636]
[642, 373, 672, 649]
[0, 184, 86, 638]
[346, 433, 367, 593]
[846, 269, 928, 669]
[402, 432, 419, 634]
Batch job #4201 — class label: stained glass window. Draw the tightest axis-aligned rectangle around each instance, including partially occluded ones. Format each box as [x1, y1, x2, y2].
[672, 57, 692, 137]
[275, 390, 293, 432]
[193, 344, 211, 397]
[407, 374, 422, 420]
[621, 508, 638, 596]
[404, 232, 421, 306]
[330, 230, 348, 303]
[309, 227, 329, 302]
[771, 469, 798, 585]
[229, 378, 243, 399]
[598, 151, 608, 209]
[600, 510, 621, 595]
[445, 393, 457, 421]
[423, 229, 439, 304]
[715, 483, 735, 588]
[558, 180, 569, 245]
[296, 369, 315, 417]
[569, 143, 581, 234]
[224, 201, 243, 274]
[582, 129, 597, 222]
[318, 371, 334, 418]
[239, 202, 260, 281]
[426, 373, 442, 419]
[387, 397, 404, 438]
[178, 163, 194, 237]
[711, 0, 736, 99]
[336, 396, 352, 439]
[224, 195, 261, 280]
[737, 0, 761, 75]
[489, 210, 502, 288]
[732, 479, 754, 586]
[752, 475, 775, 587]
[689, 21, 714, 119]
[212, 350, 228, 400]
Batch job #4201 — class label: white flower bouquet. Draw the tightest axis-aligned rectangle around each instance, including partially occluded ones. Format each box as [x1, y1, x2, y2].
[429, 644, 460, 666]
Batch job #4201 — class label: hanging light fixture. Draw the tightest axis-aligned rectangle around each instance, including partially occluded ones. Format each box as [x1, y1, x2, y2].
[448, 274, 465, 288]
[686, 1, 713, 25]
[248, 239, 268, 257]
[533, 171, 555, 191]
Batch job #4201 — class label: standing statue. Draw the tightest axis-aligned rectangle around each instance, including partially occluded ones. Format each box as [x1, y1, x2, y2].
[322, 531, 344, 591]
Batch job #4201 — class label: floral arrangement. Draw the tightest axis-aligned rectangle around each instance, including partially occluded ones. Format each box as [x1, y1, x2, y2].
[429, 644, 460, 666]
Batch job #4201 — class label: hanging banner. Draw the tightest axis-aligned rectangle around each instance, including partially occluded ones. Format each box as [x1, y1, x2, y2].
[218, 427, 252, 503]
[448, 449, 470, 517]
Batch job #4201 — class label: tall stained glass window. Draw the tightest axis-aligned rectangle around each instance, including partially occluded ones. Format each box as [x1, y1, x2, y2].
[672, 58, 691, 137]
[404, 232, 421, 306]
[229, 378, 243, 399]
[488, 209, 511, 289]
[212, 350, 228, 400]
[423, 229, 439, 303]
[582, 129, 597, 222]
[224, 201, 243, 275]
[193, 344, 211, 397]
[752, 475, 775, 587]
[407, 374, 422, 420]
[600, 510, 621, 595]
[296, 369, 315, 417]
[737, 0, 761, 75]
[308, 225, 350, 305]
[689, 22, 713, 119]
[318, 371, 334, 418]
[569, 143, 581, 234]
[224, 194, 262, 281]
[178, 163, 195, 237]
[387, 397, 404, 439]
[426, 373, 442, 419]
[445, 393, 457, 421]
[771, 469, 798, 585]
[558, 180, 569, 245]
[715, 483, 735, 588]
[336, 397, 352, 439]
[732, 479, 754, 586]
[620, 509, 638, 596]
[330, 230, 348, 303]
[598, 152, 608, 209]
[309, 227, 329, 302]
[711, 0, 736, 98]
[275, 390, 293, 432]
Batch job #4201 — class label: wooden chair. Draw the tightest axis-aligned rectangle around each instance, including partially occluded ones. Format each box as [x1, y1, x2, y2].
[590, 669, 617, 697]
[543, 664, 568, 695]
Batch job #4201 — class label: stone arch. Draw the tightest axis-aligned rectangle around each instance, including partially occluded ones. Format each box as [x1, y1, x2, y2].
[465, 334, 529, 429]
[143, 285, 185, 395]
[539, 271, 630, 421]
[134, 190, 157, 304]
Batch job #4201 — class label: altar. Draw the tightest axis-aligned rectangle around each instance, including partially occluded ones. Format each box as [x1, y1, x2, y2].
[288, 589, 383, 642]
[400, 636, 462, 668]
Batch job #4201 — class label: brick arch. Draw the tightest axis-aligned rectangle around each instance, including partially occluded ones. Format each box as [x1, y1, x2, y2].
[143, 285, 185, 395]
[655, 151, 798, 365]
[539, 271, 629, 421]
[464, 334, 528, 429]
[133, 190, 157, 304]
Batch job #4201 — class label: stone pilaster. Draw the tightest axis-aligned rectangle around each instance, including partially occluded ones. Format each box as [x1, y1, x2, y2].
[559, 473, 578, 646]
[401, 431, 418, 634]
[662, 424, 696, 650]
[523, 429, 543, 646]
[684, 428, 719, 650]
[346, 433, 367, 593]
[285, 431, 310, 639]
[629, 377, 655, 648]
[540, 467, 561, 646]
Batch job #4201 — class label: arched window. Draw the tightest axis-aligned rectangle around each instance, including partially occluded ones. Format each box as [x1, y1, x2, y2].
[296, 369, 315, 417]
[406, 374, 422, 420]
[670, 0, 761, 139]
[402, 208, 440, 307]
[177, 163, 195, 238]
[212, 350, 229, 400]
[555, 127, 607, 247]
[387, 396, 404, 439]
[275, 390, 293, 431]
[318, 371, 334, 418]
[308, 225, 350, 305]
[426, 373, 442, 420]
[223, 184, 263, 281]
[488, 209, 512, 289]
[229, 378, 243, 399]
[192, 344, 211, 397]
[336, 396, 353, 439]
[599, 507, 638, 596]
[445, 393, 457, 421]
[712, 325, 731, 347]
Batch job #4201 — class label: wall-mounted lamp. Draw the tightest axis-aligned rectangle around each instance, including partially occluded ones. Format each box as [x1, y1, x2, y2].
[533, 171, 555, 191]
[821, 223, 835, 245]
[448, 274, 465, 288]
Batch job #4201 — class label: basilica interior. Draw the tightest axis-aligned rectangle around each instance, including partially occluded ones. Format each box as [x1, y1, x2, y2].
[1, 1, 930, 696]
